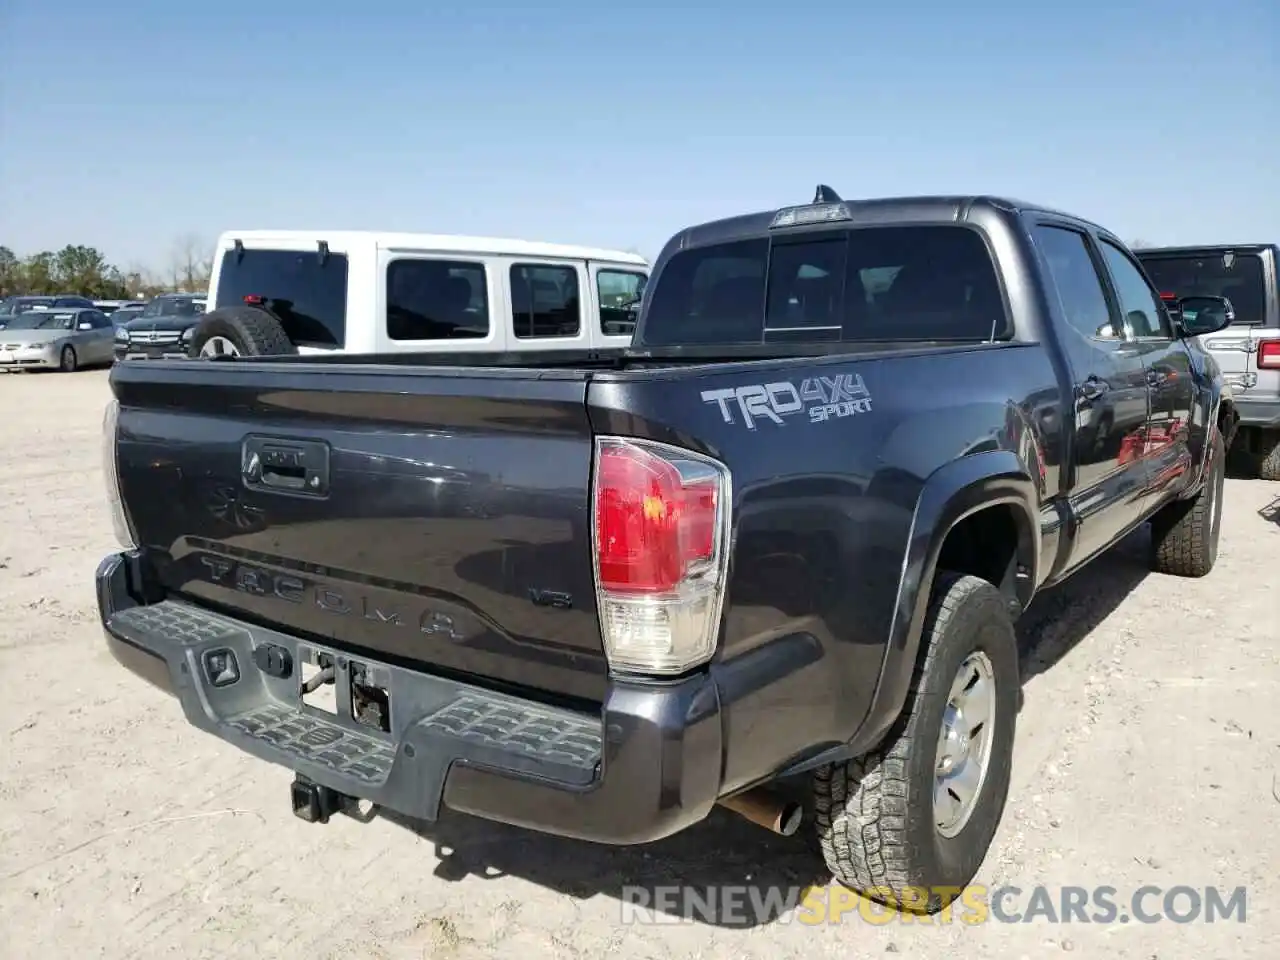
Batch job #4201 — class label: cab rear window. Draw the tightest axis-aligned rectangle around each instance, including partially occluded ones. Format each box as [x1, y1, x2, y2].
[214, 248, 348, 347]
[641, 225, 1008, 346]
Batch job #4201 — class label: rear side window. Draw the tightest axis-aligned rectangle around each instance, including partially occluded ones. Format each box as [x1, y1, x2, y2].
[596, 269, 647, 336]
[387, 259, 489, 340]
[214, 248, 349, 347]
[641, 226, 1006, 346]
[1137, 251, 1267, 326]
[511, 264, 580, 338]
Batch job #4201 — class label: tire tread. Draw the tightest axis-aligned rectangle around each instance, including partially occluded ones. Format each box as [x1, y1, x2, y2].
[1150, 431, 1223, 577]
[813, 573, 1009, 910]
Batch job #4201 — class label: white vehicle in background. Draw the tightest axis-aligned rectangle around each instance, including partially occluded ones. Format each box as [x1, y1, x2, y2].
[1135, 243, 1280, 479]
[184, 230, 649, 359]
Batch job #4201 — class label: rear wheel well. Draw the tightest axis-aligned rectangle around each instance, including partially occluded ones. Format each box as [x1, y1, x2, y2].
[934, 504, 1030, 608]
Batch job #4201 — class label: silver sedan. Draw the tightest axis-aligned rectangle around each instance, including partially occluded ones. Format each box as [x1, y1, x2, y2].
[0, 307, 117, 372]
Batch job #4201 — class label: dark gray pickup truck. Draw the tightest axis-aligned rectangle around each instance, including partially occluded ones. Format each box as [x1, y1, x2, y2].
[96, 189, 1236, 913]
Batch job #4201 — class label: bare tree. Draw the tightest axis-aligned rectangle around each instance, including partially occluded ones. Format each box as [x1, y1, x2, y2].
[167, 233, 215, 293]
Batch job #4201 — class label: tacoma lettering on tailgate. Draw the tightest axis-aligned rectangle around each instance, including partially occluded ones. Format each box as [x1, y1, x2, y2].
[197, 556, 465, 640]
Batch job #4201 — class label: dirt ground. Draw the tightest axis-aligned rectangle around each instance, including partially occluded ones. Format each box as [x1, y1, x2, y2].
[1, 368, 1277, 959]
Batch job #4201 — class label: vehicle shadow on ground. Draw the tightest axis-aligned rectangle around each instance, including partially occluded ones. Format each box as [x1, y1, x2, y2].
[1015, 524, 1151, 683]
[1258, 495, 1280, 528]
[388, 529, 1153, 929]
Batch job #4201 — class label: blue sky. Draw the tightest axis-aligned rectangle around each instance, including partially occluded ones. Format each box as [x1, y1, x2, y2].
[1, 0, 1276, 273]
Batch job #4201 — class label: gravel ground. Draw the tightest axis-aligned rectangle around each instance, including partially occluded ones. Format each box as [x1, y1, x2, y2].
[1, 368, 1277, 959]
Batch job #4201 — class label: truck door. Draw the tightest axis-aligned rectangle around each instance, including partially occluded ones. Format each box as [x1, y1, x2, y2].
[1096, 239, 1198, 513]
[1031, 223, 1153, 570]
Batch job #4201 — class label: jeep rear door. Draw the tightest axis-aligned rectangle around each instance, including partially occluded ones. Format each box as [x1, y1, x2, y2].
[210, 238, 353, 352]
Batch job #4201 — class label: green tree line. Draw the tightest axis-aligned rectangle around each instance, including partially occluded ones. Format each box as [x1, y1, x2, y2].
[0, 236, 214, 300]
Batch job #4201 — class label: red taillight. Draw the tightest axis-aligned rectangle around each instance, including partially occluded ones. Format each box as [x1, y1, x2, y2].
[244, 294, 265, 305]
[595, 442, 718, 592]
[1160, 292, 1178, 301]
[591, 436, 730, 675]
[1258, 339, 1280, 370]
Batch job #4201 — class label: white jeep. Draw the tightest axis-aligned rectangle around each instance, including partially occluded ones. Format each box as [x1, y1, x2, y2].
[187, 230, 649, 358]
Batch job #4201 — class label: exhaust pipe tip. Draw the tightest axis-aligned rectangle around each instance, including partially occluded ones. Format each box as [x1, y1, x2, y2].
[775, 801, 803, 837]
[718, 788, 805, 837]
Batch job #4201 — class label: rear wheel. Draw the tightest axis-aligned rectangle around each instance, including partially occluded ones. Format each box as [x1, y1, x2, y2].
[813, 573, 1019, 914]
[187, 305, 297, 359]
[59, 345, 77, 372]
[1149, 429, 1225, 577]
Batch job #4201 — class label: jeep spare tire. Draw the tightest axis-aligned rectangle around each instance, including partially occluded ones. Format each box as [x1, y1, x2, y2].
[186, 305, 297, 359]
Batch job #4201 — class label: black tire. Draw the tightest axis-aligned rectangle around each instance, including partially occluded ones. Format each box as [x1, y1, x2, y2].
[813, 572, 1019, 914]
[59, 345, 77, 372]
[1257, 428, 1280, 482]
[186, 305, 297, 359]
[1149, 429, 1225, 577]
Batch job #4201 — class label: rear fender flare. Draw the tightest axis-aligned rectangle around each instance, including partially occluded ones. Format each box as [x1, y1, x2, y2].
[849, 451, 1039, 755]
[1202, 383, 1233, 476]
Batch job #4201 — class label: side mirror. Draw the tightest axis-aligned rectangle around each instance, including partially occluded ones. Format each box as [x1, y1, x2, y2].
[1176, 295, 1234, 337]
[78, 322, 93, 330]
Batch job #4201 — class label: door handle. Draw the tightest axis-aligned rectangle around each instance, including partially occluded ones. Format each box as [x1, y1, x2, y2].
[1077, 377, 1108, 403]
[241, 436, 330, 497]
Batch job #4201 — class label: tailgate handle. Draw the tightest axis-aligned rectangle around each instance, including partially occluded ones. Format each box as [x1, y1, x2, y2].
[242, 437, 330, 497]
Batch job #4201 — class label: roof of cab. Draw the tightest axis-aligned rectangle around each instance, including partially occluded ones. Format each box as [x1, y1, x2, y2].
[1131, 242, 1277, 255]
[214, 230, 649, 266]
[665, 193, 1111, 255]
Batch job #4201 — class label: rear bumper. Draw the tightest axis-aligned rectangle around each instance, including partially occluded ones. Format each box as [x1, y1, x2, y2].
[96, 552, 726, 844]
[1233, 396, 1280, 429]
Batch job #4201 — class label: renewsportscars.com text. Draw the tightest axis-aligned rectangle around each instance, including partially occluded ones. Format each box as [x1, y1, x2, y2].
[619, 884, 1248, 926]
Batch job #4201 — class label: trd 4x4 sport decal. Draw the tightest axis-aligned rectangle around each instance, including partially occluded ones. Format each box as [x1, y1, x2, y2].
[700, 373, 873, 430]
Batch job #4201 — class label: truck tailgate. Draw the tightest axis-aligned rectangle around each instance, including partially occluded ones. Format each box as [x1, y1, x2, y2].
[111, 361, 608, 704]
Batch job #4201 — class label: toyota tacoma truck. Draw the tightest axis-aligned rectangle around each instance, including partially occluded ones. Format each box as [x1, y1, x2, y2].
[96, 188, 1235, 914]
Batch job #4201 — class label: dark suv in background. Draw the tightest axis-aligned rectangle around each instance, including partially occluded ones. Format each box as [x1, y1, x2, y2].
[0, 294, 96, 326]
[113, 293, 207, 361]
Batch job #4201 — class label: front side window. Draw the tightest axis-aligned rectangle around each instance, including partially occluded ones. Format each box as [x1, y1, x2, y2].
[1033, 225, 1117, 341]
[641, 226, 1006, 346]
[511, 264, 580, 339]
[1099, 241, 1170, 339]
[386, 259, 489, 341]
